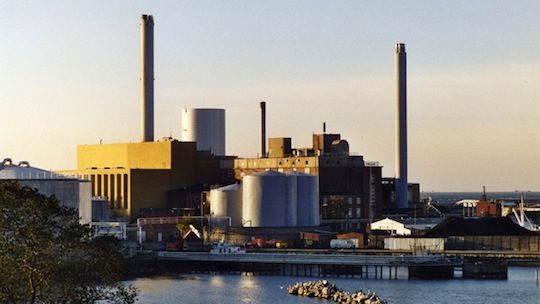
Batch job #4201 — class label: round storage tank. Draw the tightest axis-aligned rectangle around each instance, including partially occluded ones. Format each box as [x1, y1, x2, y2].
[285, 174, 298, 226]
[181, 108, 225, 155]
[242, 171, 295, 227]
[287, 172, 320, 226]
[210, 184, 242, 227]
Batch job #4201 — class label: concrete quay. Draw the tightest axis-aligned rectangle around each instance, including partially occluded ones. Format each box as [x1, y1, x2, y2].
[152, 251, 507, 279]
[157, 251, 459, 267]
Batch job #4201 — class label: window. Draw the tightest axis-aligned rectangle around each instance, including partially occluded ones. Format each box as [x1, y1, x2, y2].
[91, 175, 96, 196]
[356, 208, 361, 217]
[97, 175, 102, 196]
[123, 174, 129, 209]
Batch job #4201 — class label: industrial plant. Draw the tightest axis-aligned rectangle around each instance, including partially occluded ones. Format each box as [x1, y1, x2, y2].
[55, 14, 424, 241]
[2, 14, 539, 286]
[52, 14, 538, 257]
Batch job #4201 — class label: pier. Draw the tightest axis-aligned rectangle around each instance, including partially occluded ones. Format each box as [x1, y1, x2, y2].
[149, 251, 506, 279]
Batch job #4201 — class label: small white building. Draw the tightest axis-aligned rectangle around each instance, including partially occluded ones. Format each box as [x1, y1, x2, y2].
[384, 237, 444, 253]
[370, 218, 411, 235]
[91, 222, 127, 240]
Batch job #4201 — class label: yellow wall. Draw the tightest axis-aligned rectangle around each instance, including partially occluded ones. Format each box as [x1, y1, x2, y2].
[77, 141, 198, 170]
[70, 140, 199, 220]
[131, 169, 171, 214]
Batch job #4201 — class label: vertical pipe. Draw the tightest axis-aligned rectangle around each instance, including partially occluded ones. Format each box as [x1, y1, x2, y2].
[395, 43, 408, 208]
[141, 15, 154, 142]
[260, 101, 266, 157]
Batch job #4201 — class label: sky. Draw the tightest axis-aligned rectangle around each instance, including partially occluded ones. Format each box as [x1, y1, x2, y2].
[1, 1, 539, 192]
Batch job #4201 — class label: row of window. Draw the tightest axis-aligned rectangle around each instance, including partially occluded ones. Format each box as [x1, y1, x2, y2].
[90, 174, 129, 209]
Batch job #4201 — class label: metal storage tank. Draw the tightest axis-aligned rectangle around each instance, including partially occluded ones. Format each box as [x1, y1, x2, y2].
[0, 158, 92, 224]
[285, 173, 298, 226]
[287, 171, 319, 226]
[210, 184, 243, 227]
[242, 171, 296, 227]
[181, 108, 225, 156]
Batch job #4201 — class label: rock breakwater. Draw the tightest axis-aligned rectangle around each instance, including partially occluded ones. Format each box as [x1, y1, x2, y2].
[287, 280, 387, 304]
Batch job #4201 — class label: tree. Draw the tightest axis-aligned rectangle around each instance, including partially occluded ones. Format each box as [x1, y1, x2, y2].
[0, 181, 137, 303]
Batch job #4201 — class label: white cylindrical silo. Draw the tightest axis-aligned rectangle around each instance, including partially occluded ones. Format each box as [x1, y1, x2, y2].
[181, 108, 225, 156]
[242, 171, 289, 227]
[210, 184, 242, 227]
[288, 171, 320, 226]
[285, 174, 298, 226]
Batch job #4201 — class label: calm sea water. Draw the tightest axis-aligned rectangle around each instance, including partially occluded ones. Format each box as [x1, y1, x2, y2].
[127, 267, 540, 304]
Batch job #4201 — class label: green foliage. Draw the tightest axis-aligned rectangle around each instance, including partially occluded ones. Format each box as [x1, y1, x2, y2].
[0, 181, 137, 303]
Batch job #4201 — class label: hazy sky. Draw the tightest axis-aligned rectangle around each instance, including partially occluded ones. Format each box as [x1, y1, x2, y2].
[1, 1, 539, 191]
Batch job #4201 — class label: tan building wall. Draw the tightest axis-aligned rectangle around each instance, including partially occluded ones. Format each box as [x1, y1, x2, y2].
[63, 140, 201, 220]
[234, 156, 319, 179]
[77, 140, 197, 170]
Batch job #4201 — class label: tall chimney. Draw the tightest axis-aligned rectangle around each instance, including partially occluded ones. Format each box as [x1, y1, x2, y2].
[395, 43, 408, 209]
[141, 15, 154, 142]
[260, 101, 266, 157]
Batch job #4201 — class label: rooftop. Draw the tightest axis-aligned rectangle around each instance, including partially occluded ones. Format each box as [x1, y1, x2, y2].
[0, 158, 69, 180]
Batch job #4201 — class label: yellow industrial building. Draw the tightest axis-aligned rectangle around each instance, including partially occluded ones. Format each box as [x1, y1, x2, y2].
[63, 138, 234, 220]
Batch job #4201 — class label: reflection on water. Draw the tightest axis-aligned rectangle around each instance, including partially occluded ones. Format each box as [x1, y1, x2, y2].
[209, 276, 226, 288]
[127, 267, 540, 304]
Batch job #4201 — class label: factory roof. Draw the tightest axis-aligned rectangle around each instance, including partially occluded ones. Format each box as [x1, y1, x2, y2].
[0, 158, 68, 180]
[423, 216, 536, 237]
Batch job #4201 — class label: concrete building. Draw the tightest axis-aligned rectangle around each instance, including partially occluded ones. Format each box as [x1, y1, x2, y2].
[0, 158, 92, 224]
[62, 139, 235, 220]
[381, 177, 420, 211]
[234, 133, 382, 231]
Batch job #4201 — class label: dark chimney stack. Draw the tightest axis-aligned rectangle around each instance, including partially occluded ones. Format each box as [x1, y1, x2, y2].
[260, 101, 266, 157]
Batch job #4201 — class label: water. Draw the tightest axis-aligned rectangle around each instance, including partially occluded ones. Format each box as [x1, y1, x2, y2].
[127, 267, 540, 304]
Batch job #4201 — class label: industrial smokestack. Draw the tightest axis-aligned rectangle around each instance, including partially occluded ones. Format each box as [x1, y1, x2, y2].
[260, 101, 266, 157]
[141, 15, 154, 142]
[323, 122, 326, 133]
[395, 43, 408, 208]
